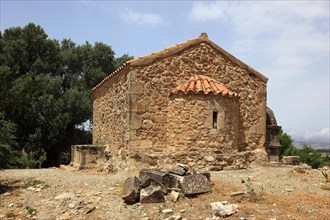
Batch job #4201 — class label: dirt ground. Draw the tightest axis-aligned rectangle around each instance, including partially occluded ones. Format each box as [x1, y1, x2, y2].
[1, 163, 329, 220]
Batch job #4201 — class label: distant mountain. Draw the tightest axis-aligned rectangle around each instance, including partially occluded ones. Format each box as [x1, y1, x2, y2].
[294, 141, 330, 150]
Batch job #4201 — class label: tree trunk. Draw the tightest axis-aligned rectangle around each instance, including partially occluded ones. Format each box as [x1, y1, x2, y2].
[44, 146, 60, 167]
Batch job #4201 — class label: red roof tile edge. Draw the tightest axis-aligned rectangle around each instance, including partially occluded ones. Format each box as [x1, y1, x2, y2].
[170, 75, 239, 98]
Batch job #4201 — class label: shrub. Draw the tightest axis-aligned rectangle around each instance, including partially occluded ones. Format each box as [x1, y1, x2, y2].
[279, 130, 325, 169]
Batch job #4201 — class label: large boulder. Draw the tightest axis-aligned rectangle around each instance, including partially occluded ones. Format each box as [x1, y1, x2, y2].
[122, 176, 140, 204]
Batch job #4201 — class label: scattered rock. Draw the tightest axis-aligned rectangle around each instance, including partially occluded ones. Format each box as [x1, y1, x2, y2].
[230, 191, 245, 202]
[204, 156, 215, 162]
[293, 164, 312, 173]
[122, 176, 141, 204]
[320, 183, 330, 190]
[169, 190, 180, 202]
[68, 202, 76, 209]
[3, 192, 12, 196]
[57, 211, 71, 220]
[162, 208, 173, 218]
[210, 201, 238, 217]
[210, 166, 223, 171]
[140, 185, 164, 203]
[55, 192, 76, 200]
[27, 186, 37, 191]
[167, 215, 182, 220]
[86, 206, 96, 214]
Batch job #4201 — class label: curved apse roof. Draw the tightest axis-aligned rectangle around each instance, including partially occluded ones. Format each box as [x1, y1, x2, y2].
[170, 75, 239, 98]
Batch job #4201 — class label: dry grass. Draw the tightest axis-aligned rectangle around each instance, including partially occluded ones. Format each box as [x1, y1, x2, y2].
[140, 179, 330, 220]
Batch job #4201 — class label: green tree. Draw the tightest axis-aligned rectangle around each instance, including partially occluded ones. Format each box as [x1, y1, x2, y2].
[279, 130, 325, 168]
[114, 53, 134, 69]
[0, 113, 17, 168]
[297, 145, 324, 169]
[0, 23, 133, 167]
[279, 129, 295, 157]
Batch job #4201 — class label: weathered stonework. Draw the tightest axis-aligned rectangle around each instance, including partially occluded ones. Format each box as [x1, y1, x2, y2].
[71, 145, 106, 169]
[91, 33, 275, 170]
[92, 70, 130, 168]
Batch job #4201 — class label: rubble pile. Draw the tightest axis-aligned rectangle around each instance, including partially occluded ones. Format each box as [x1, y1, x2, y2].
[122, 163, 212, 204]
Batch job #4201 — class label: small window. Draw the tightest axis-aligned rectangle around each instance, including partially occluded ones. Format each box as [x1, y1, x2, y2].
[213, 111, 218, 129]
[101, 113, 105, 124]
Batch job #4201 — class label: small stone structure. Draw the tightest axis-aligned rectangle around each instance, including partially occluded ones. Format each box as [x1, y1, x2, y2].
[86, 33, 281, 170]
[71, 145, 106, 169]
[265, 107, 282, 162]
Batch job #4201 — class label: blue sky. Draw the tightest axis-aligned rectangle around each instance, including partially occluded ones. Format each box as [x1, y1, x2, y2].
[1, 0, 329, 143]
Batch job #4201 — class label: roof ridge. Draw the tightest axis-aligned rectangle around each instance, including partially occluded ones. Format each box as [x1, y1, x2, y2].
[92, 32, 268, 92]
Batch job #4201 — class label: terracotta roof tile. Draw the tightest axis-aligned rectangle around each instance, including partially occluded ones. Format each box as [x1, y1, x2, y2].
[171, 75, 238, 98]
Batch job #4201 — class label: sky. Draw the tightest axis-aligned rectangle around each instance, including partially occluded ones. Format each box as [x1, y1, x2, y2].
[1, 0, 329, 143]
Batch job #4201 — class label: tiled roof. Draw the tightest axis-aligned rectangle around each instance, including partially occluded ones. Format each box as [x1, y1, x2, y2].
[92, 33, 268, 92]
[171, 75, 238, 97]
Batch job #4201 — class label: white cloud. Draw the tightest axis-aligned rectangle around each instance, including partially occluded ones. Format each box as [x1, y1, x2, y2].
[290, 128, 330, 142]
[187, 1, 330, 138]
[188, 1, 329, 81]
[121, 9, 167, 26]
[187, 1, 230, 23]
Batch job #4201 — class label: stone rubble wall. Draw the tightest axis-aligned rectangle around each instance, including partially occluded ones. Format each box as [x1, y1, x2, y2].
[128, 42, 267, 169]
[92, 69, 130, 167]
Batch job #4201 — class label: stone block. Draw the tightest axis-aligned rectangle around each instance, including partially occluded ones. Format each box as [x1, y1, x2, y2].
[139, 169, 170, 189]
[192, 168, 211, 181]
[141, 178, 168, 194]
[122, 176, 141, 204]
[140, 185, 164, 203]
[180, 174, 212, 196]
[169, 164, 188, 176]
[282, 156, 300, 165]
[168, 173, 183, 189]
[169, 173, 211, 196]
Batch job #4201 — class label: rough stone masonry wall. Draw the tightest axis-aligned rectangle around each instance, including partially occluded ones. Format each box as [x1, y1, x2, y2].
[92, 70, 130, 168]
[166, 94, 245, 169]
[128, 42, 267, 169]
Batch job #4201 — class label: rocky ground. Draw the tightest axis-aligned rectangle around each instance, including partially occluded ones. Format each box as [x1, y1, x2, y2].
[0, 163, 329, 220]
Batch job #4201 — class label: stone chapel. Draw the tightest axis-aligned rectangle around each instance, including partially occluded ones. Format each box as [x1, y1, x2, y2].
[73, 33, 281, 170]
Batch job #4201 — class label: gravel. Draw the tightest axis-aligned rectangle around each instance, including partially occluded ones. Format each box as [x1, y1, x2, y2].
[0, 163, 329, 220]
